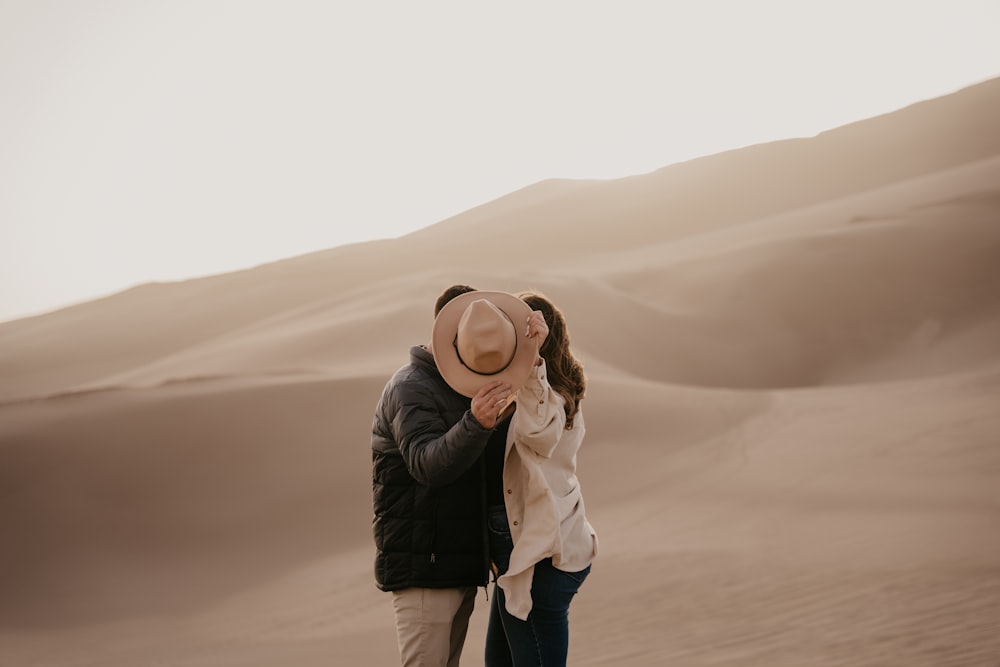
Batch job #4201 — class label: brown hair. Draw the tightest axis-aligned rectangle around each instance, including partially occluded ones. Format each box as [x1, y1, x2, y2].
[519, 291, 586, 429]
[434, 284, 477, 317]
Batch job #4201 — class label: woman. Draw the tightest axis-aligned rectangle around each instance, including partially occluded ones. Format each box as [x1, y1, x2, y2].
[484, 291, 599, 667]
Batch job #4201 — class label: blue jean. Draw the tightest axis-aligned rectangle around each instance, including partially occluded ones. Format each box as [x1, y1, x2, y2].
[484, 504, 591, 667]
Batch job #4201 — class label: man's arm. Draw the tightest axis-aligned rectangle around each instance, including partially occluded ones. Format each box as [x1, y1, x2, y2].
[394, 386, 492, 487]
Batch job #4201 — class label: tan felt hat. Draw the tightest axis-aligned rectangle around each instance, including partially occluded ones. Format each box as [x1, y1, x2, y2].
[432, 291, 537, 398]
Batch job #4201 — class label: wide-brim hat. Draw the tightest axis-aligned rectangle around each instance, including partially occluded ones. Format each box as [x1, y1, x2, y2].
[432, 291, 537, 398]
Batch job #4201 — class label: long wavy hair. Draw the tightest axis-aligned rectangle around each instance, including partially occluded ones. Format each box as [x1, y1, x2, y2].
[519, 291, 586, 429]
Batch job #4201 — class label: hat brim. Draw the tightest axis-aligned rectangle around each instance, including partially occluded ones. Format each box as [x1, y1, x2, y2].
[432, 291, 537, 398]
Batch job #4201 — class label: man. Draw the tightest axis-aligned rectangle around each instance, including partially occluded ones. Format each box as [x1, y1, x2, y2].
[371, 285, 536, 666]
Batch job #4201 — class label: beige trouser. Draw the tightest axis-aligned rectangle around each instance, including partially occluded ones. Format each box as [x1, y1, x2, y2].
[391, 586, 477, 667]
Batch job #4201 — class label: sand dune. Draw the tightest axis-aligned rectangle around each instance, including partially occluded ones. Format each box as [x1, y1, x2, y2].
[3, 78, 1000, 400]
[2, 78, 1000, 666]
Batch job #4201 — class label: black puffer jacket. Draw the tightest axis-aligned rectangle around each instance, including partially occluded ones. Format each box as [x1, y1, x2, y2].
[372, 345, 492, 591]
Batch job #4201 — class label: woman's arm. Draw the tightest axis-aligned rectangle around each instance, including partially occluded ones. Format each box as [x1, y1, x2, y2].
[512, 360, 566, 459]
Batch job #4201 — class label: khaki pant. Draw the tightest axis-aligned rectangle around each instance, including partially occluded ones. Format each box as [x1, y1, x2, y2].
[391, 587, 477, 667]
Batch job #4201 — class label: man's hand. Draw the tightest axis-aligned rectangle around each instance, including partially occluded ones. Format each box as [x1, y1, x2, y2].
[471, 380, 512, 429]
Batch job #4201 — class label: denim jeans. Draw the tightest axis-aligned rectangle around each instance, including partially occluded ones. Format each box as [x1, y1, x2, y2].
[485, 504, 591, 667]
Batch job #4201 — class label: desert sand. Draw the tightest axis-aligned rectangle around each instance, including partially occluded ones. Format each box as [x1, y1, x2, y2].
[2, 77, 999, 666]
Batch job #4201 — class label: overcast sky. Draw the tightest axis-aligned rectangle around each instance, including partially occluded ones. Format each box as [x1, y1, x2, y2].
[2, 0, 999, 323]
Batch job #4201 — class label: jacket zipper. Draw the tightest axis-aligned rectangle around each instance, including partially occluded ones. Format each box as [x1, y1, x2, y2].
[480, 455, 491, 590]
[430, 498, 439, 565]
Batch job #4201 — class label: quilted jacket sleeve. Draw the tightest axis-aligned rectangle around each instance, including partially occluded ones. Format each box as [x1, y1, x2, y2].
[392, 378, 491, 487]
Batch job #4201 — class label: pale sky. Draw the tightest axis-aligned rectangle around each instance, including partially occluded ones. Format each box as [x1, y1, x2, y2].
[2, 1, 998, 323]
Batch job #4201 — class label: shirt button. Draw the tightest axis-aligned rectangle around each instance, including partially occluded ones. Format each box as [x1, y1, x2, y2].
[506, 489, 513, 494]
[512, 521, 519, 526]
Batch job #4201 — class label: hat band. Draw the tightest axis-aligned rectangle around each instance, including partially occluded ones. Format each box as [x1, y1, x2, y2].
[452, 335, 518, 376]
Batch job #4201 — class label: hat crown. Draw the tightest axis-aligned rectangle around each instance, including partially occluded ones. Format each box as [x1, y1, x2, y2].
[432, 290, 535, 398]
[455, 300, 516, 375]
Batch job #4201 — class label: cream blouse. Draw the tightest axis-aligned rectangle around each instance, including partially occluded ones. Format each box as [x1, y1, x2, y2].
[497, 360, 599, 620]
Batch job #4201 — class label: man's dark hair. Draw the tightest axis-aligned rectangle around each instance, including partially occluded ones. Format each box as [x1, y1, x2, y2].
[434, 284, 477, 317]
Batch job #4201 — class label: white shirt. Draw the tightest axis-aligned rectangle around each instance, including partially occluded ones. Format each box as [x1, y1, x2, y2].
[497, 360, 599, 620]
